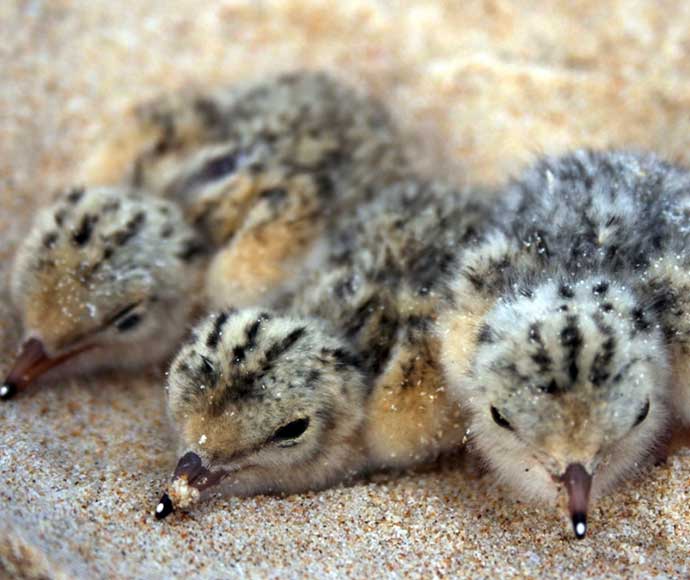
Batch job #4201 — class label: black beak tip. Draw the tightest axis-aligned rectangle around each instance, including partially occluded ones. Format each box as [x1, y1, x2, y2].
[0, 382, 17, 401]
[154, 493, 174, 520]
[572, 512, 587, 539]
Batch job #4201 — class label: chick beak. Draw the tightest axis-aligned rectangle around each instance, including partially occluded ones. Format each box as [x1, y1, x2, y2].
[154, 493, 175, 520]
[155, 451, 228, 521]
[560, 463, 593, 539]
[2, 338, 90, 401]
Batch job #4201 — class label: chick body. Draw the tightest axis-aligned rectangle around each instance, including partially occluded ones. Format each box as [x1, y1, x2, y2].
[438, 150, 690, 535]
[82, 71, 409, 308]
[9, 186, 204, 380]
[294, 179, 498, 469]
[6, 72, 408, 395]
[164, 177, 497, 502]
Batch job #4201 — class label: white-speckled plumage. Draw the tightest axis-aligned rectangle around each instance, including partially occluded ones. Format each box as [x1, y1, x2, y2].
[4, 72, 408, 396]
[438, 149, 690, 535]
[163, 177, 496, 508]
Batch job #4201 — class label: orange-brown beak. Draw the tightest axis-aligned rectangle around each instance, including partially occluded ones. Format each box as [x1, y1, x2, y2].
[1, 338, 89, 401]
[560, 463, 592, 539]
[155, 451, 228, 520]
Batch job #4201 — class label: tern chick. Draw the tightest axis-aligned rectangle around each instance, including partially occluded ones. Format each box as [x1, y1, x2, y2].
[3, 186, 203, 398]
[3, 72, 407, 399]
[439, 150, 690, 537]
[156, 179, 496, 517]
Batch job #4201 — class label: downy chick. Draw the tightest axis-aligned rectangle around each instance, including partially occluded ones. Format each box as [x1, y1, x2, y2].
[3, 72, 408, 399]
[438, 150, 690, 538]
[3, 186, 203, 398]
[155, 178, 497, 519]
[84, 71, 408, 309]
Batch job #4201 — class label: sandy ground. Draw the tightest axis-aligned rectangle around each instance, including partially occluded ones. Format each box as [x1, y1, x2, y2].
[0, 1, 689, 577]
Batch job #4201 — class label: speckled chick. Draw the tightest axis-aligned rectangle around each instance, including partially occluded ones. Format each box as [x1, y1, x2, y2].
[3, 186, 204, 399]
[157, 178, 497, 517]
[438, 149, 690, 538]
[83, 71, 409, 308]
[3, 72, 408, 399]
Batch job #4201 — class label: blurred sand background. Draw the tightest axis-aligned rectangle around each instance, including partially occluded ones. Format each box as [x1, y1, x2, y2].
[0, 0, 689, 577]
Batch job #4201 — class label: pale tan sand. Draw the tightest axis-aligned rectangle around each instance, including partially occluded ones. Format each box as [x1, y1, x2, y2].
[0, 1, 689, 577]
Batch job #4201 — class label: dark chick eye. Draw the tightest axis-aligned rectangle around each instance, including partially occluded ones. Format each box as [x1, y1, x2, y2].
[271, 418, 310, 443]
[108, 303, 143, 332]
[490, 406, 513, 431]
[634, 399, 650, 427]
[115, 313, 142, 332]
